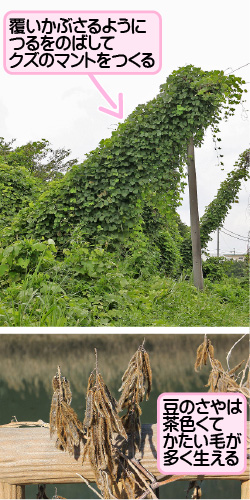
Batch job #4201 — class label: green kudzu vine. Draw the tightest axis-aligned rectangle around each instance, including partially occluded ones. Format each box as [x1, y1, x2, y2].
[200, 148, 250, 247]
[180, 148, 250, 268]
[3, 65, 248, 266]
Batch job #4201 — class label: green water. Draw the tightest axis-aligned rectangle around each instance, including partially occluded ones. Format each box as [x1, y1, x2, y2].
[0, 334, 246, 499]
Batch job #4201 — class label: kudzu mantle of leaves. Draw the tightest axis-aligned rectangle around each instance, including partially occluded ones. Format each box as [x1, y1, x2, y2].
[10, 65, 246, 246]
[180, 149, 250, 268]
[200, 148, 250, 248]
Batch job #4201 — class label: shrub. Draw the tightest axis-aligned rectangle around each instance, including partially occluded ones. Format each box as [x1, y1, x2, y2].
[0, 238, 57, 285]
[0, 163, 41, 229]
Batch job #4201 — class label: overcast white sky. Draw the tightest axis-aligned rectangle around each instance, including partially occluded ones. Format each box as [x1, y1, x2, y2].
[1, 0, 249, 256]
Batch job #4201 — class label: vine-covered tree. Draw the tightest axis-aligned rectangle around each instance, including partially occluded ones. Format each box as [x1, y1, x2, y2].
[2, 66, 248, 276]
[180, 148, 250, 268]
[200, 149, 250, 247]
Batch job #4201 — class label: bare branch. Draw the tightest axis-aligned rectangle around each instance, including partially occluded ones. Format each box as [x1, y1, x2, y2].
[138, 475, 186, 499]
[116, 449, 158, 499]
[129, 457, 156, 483]
[240, 354, 250, 386]
[76, 473, 104, 499]
[226, 334, 247, 371]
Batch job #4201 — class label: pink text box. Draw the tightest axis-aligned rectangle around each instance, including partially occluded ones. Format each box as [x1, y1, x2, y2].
[3, 11, 162, 75]
[157, 392, 247, 475]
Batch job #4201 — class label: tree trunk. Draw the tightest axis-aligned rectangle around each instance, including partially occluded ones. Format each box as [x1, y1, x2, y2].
[187, 137, 204, 290]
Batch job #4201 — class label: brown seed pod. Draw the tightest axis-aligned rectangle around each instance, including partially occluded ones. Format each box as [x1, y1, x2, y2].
[196, 336, 250, 400]
[194, 338, 211, 372]
[49, 366, 84, 454]
[118, 342, 152, 456]
[82, 350, 127, 498]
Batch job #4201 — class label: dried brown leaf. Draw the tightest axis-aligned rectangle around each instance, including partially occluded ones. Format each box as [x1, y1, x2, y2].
[228, 359, 245, 376]
[194, 339, 208, 372]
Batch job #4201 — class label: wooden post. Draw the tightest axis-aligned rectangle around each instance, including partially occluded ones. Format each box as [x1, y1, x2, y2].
[241, 479, 250, 499]
[187, 137, 204, 290]
[0, 425, 249, 484]
[0, 424, 249, 498]
[0, 483, 25, 499]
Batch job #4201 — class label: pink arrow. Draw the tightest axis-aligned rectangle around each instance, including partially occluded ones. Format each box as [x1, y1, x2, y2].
[88, 74, 123, 119]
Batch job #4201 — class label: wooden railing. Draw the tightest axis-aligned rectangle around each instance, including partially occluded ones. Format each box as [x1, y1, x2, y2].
[0, 423, 249, 499]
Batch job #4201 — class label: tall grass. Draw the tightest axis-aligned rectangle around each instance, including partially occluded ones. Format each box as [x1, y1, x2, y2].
[0, 238, 248, 326]
[0, 274, 248, 326]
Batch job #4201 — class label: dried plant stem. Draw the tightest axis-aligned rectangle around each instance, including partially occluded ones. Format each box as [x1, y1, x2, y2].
[95, 348, 98, 373]
[195, 335, 249, 398]
[226, 334, 247, 370]
[117, 450, 158, 499]
[57, 365, 63, 401]
[76, 473, 104, 499]
[118, 342, 152, 460]
[118, 458, 147, 494]
[137, 475, 185, 499]
[50, 366, 84, 453]
[83, 355, 127, 498]
[240, 354, 250, 386]
[129, 457, 156, 483]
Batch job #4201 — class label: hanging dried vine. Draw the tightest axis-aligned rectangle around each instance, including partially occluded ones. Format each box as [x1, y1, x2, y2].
[48, 346, 154, 499]
[113, 341, 153, 498]
[82, 349, 127, 498]
[118, 340, 152, 455]
[49, 366, 84, 454]
[48, 338, 249, 498]
[195, 336, 250, 398]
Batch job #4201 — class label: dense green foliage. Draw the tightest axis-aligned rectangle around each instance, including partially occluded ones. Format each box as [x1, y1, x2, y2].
[200, 149, 250, 247]
[0, 237, 248, 326]
[180, 149, 250, 268]
[0, 162, 41, 229]
[6, 65, 247, 251]
[202, 255, 249, 281]
[0, 238, 56, 284]
[0, 65, 248, 327]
